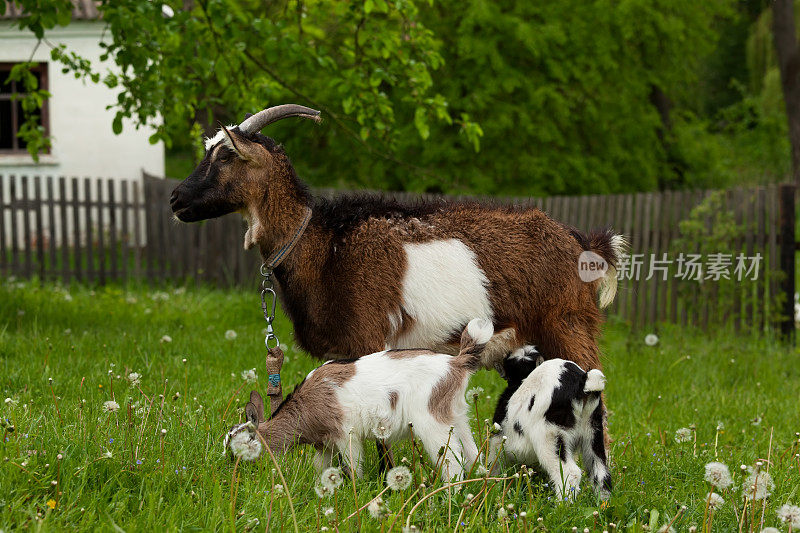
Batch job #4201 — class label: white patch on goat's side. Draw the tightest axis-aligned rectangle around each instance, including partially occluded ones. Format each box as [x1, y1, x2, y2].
[203, 125, 238, 151]
[392, 239, 493, 349]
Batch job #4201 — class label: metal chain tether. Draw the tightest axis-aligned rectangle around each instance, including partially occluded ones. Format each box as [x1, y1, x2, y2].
[260, 264, 279, 349]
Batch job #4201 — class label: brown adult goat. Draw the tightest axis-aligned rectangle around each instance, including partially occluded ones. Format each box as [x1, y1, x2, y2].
[170, 104, 623, 372]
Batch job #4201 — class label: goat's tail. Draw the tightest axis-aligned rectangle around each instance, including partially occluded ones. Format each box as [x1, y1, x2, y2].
[572, 228, 628, 309]
[456, 318, 494, 371]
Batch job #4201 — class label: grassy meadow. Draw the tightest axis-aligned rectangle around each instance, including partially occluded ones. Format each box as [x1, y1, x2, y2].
[1, 279, 799, 532]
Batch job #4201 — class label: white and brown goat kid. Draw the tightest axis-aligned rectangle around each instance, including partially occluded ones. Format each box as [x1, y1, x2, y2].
[170, 104, 625, 373]
[489, 347, 611, 500]
[225, 319, 493, 480]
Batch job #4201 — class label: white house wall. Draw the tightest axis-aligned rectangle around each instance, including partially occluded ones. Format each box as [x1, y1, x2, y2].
[1, 21, 165, 248]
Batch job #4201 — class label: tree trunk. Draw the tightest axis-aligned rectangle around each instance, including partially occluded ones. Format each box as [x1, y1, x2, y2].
[773, 0, 800, 184]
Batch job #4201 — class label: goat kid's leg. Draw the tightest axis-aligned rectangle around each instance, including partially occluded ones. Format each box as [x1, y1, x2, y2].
[337, 439, 365, 480]
[417, 424, 466, 481]
[532, 433, 581, 502]
[314, 447, 335, 471]
[453, 420, 480, 474]
[582, 399, 612, 499]
[375, 439, 395, 475]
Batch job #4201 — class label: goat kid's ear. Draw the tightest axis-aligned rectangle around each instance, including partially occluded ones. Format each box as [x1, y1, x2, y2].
[249, 390, 265, 422]
[534, 355, 545, 368]
[245, 402, 261, 426]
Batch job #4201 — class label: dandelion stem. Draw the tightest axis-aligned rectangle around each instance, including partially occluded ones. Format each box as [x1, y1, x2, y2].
[254, 432, 299, 533]
[343, 485, 390, 521]
[758, 428, 774, 533]
[229, 455, 240, 533]
[347, 432, 362, 530]
[402, 475, 516, 530]
[702, 485, 715, 533]
[48, 381, 63, 424]
[221, 381, 248, 422]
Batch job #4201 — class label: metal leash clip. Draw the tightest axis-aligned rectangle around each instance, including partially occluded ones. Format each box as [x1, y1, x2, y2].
[260, 264, 279, 349]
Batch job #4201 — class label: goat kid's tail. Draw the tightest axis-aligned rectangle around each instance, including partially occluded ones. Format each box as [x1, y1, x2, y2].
[583, 368, 606, 394]
[573, 228, 627, 309]
[457, 318, 494, 371]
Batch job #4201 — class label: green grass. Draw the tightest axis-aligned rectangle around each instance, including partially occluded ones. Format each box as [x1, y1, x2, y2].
[1, 280, 799, 532]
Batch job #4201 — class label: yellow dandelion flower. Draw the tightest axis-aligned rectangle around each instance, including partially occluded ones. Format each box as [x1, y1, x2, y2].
[46, 499, 56, 509]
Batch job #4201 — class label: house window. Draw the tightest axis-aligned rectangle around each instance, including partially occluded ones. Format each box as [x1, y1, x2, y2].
[0, 62, 49, 154]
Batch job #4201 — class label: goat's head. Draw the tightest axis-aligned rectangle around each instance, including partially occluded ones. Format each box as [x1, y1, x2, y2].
[170, 104, 321, 224]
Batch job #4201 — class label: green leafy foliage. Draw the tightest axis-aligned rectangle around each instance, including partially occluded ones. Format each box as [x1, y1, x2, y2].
[5, 0, 794, 194]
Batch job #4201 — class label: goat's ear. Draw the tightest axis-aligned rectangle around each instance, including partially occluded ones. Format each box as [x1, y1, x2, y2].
[221, 125, 247, 160]
[249, 390, 265, 422]
[534, 355, 545, 368]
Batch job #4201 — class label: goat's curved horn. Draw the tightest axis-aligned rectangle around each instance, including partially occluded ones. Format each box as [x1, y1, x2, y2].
[238, 104, 321, 134]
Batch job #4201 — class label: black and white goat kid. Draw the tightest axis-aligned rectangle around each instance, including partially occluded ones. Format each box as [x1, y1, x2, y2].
[489, 347, 611, 500]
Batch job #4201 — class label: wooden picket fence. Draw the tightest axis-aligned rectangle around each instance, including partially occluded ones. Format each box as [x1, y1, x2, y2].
[0, 173, 795, 333]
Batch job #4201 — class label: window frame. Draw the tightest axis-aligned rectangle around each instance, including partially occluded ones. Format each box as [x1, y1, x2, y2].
[0, 62, 50, 155]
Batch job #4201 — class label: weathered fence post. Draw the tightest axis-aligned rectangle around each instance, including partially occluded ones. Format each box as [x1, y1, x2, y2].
[779, 183, 796, 340]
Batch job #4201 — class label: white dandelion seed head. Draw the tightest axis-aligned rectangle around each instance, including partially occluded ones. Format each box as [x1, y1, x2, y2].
[743, 470, 774, 502]
[273, 484, 284, 496]
[225, 329, 238, 340]
[497, 507, 508, 519]
[241, 368, 257, 383]
[323, 507, 335, 520]
[103, 400, 120, 413]
[674, 428, 692, 443]
[386, 466, 412, 491]
[368, 496, 389, 521]
[466, 386, 484, 400]
[704, 462, 733, 489]
[103, 450, 113, 459]
[760, 528, 781, 533]
[716, 421, 725, 431]
[644, 333, 659, 346]
[5, 397, 18, 407]
[657, 526, 675, 533]
[160, 335, 172, 343]
[320, 467, 344, 490]
[492, 422, 502, 434]
[127, 372, 141, 386]
[474, 463, 489, 477]
[314, 481, 333, 498]
[777, 504, 800, 528]
[161, 428, 167, 436]
[707, 492, 725, 510]
[229, 429, 262, 462]
[371, 424, 392, 440]
[402, 526, 419, 533]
